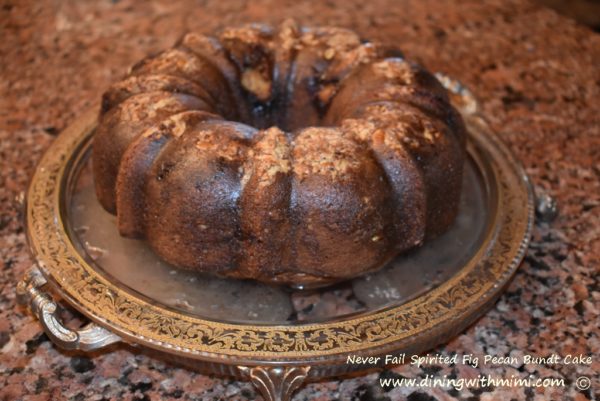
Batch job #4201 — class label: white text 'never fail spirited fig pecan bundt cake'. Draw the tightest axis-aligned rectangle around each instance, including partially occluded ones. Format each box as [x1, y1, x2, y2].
[93, 20, 467, 286]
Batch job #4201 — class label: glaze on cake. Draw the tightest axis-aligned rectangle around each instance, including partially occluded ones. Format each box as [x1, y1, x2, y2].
[93, 20, 467, 286]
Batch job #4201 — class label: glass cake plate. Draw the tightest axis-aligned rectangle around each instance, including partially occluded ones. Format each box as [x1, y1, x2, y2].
[18, 76, 534, 401]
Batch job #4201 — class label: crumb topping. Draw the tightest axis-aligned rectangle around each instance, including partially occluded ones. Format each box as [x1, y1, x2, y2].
[241, 127, 291, 188]
[220, 25, 269, 44]
[140, 112, 189, 139]
[134, 48, 209, 79]
[373, 59, 416, 85]
[181, 32, 216, 53]
[341, 118, 405, 154]
[324, 29, 361, 51]
[365, 105, 444, 149]
[342, 100, 444, 153]
[340, 118, 377, 142]
[299, 31, 319, 47]
[293, 128, 362, 180]
[119, 93, 188, 121]
[195, 129, 245, 161]
[277, 19, 299, 51]
[241, 127, 292, 188]
[167, 113, 191, 138]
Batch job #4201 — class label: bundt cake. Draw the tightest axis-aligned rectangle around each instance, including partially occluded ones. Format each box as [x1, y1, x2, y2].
[93, 20, 467, 286]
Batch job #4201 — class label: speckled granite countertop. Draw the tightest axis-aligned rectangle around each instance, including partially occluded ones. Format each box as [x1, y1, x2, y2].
[1, 0, 599, 400]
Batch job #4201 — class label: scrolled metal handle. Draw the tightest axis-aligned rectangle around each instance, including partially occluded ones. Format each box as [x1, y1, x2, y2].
[17, 266, 121, 351]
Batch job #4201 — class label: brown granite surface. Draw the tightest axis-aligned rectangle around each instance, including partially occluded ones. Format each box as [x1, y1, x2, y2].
[1, 0, 599, 400]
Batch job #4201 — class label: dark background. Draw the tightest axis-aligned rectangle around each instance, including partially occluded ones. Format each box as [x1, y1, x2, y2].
[537, 0, 600, 31]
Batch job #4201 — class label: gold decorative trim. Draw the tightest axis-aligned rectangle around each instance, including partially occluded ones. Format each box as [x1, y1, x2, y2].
[25, 104, 533, 363]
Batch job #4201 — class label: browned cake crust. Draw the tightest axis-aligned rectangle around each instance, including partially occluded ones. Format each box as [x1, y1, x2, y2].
[92, 20, 467, 286]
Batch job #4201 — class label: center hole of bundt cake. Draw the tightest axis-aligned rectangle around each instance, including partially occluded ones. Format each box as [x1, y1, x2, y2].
[223, 68, 333, 133]
[229, 93, 321, 133]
